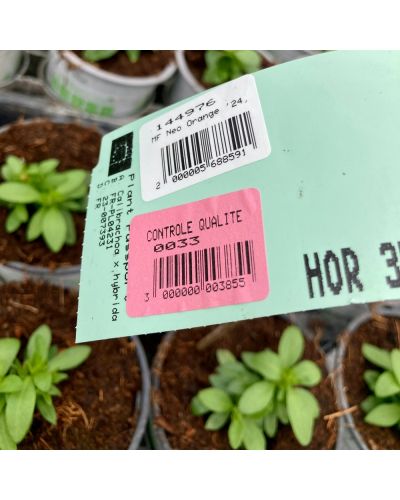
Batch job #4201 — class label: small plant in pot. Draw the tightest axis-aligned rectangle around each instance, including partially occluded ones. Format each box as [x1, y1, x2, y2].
[0, 119, 101, 287]
[0, 280, 150, 449]
[336, 309, 400, 449]
[46, 50, 177, 119]
[169, 50, 274, 102]
[151, 316, 338, 450]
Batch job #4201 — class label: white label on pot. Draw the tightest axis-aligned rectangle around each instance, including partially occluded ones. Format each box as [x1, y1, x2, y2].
[139, 75, 271, 201]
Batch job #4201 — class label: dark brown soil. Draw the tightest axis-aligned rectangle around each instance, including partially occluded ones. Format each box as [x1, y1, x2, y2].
[342, 314, 400, 449]
[74, 51, 174, 77]
[0, 120, 101, 268]
[0, 280, 141, 449]
[185, 50, 274, 89]
[153, 316, 338, 449]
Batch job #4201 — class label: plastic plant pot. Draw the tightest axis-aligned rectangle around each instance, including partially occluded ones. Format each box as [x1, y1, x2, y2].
[149, 316, 338, 450]
[167, 50, 275, 104]
[45, 50, 177, 119]
[129, 336, 151, 449]
[0, 118, 102, 289]
[0, 261, 81, 289]
[0, 279, 151, 449]
[334, 307, 400, 450]
[0, 50, 29, 88]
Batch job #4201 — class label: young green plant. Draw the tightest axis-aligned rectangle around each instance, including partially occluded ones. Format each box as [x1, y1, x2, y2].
[83, 50, 141, 63]
[0, 155, 89, 252]
[361, 342, 400, 429]
[203, 50, 262, 86]
[191, 325, 322, 450]
[0, 325, 91, 450]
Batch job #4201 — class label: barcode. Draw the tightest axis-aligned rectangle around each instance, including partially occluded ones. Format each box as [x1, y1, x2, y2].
[160, 111, 257, 184]
[153, 240, 256, 297]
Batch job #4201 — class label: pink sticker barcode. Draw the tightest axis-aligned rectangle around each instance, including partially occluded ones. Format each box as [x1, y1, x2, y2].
[126, 188, 269, 317]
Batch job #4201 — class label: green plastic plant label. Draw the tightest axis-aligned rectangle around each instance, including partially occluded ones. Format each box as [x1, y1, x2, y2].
[77, 51, 400, 342]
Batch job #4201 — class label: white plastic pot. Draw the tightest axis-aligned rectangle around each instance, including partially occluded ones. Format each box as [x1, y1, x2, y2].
[0, 51, 27, 87]
[45, 51, 177, 119]
[167, 50, 275, 104]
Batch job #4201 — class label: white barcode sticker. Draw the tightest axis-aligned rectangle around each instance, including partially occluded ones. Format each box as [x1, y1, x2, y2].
[139, 75, 271, 201]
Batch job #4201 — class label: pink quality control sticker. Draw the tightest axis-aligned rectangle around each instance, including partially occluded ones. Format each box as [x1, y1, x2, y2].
[126, 188, 269, 317]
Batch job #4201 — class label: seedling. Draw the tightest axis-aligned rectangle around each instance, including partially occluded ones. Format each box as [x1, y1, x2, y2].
[361, 342, 400, 429]
[83, 50, 141, 63]
[203, 50, 262, 86]
[0, 325, 91, 449]
[0, 155, 89, 252]
[191, 325, 322, 450]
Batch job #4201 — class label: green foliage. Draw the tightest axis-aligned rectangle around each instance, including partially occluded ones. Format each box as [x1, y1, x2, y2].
[361, 343, 400, 429]
[0, 156, 89, 252]
[83, 50, 141, 63]
[191, 325, 322, 449]
[0, 325, 91, 449]
[203, 50, 262, 86]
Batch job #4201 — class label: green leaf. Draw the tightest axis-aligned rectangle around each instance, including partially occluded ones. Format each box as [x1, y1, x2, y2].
[14, 204, 28, 222]
[191, 395, 209, 416]
[62, 210, 77, 245]
[390, 349, 400, 385]
[48, 345, 91, 372]
[287, 387, 319, 446]
[3, 156, 24, 179]
[26, 207, 46, 241]
[48, 385, 61, 397]
[126, 50, 140, 63]
[235, 50, 262, 73]
[243, 419, 266, 450]
[63, 182, 88, 201]
[0, 395, 4, 413]
[364, 370, 380, 391]
[0, 338, 20, 377]
[278, 326, 305, 367]
[205, 412, 230, 430]
[362, 343, 392, 370]
[243, 350, 282, 381]
[0, 182, 40, 203]
[0, 375, 23, 393]
[38, 159, 59, 175]
[228, 411, 244, 449]
[52, 372, 68, 384]
[56, 170, 88, 196]
[5, 208, 23, 233]
[277, 401, 289, 424]
[238, 380, 274, 415]
[374, 371, 400, 398]
[361, 395, 381, 414]
[0, 412, 16, 450]
[365, 403, 400, 427]
[6, 377, 36, 443]
[26, 324, 52, 363]
[37, 396, 57, 425]
[217, 361, 248, 378]
[82, 50, 118, 62]
[33, 372, 52, 392]
[197, 387, 233, 413]
[291, 360, 322, 387]
[209, 373, 229, 390]
[227, 373, 259, 396]
[42, 206, 67, 252]
[264, 413, 278, 438]
[216, 349, 236, 365]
